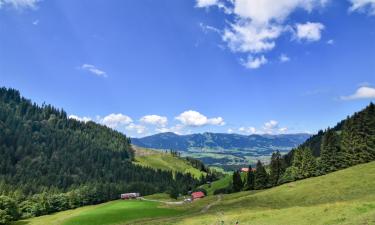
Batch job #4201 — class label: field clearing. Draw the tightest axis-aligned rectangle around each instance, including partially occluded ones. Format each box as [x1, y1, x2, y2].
[133, 147, 205, 179]
[14, 200, 182, 225]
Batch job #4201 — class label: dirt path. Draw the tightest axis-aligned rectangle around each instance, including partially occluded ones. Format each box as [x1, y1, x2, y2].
[201, 194, 222, 213]
[138, 197, 185, 205]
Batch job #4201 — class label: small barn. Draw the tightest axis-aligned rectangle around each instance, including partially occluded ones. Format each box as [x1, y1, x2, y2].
[191, 191, 205, 201]
[121, 193, 140, 200]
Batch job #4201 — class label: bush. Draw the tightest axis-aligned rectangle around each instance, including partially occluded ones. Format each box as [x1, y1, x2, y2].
[213, 186, 233, 195]
[0, 196, 19, 225]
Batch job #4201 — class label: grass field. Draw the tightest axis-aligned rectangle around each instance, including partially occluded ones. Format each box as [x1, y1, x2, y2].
[14, 200, 182, 225]
[16, 161, 375, 225]
[133, 146, 206, 178]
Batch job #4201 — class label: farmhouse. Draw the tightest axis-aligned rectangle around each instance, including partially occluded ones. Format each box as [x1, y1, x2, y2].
[191, 191, 205, 200]
[240, 167, 256, 173]
[121, 193, 140, 200]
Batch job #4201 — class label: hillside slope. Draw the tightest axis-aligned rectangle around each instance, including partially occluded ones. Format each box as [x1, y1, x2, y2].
[133, 147, 206, 179]
[19, 161, 375, 225]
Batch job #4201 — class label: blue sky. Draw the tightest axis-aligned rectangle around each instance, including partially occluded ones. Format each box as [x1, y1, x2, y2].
[0, 0, 374, 137]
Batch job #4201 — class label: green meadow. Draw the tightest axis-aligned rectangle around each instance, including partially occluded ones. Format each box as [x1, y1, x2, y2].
[15, 161, 375, 225]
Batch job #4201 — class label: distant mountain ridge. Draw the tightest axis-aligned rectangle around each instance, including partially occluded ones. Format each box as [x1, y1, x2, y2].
[132, 132, 310, 152]
[132, 132, 310, 169]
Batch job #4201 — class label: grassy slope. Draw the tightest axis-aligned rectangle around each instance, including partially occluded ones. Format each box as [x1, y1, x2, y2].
[14, 200, 182, 225]
[133, 146, 205, 179]
[147, 161, 375, 225]
[17, 162, 375, 225]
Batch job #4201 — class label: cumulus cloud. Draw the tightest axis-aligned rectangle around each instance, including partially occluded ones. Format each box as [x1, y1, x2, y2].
[341, 86, 375, 100]
[126, 123, 147, 134]
[196, 0, 327, 69]
[327, 39, 334, 45]
[175, 110, 225, 127]
[80, 64, 108, 78]
[223, 22, 282, 54]
[349, 0, 375, 15]
[294, 22, 325, 41]
[242, 55, 268, 69]
[264, 120, 279, 130]
[100, 113, 133, 128]
[140, 115, 168, 127]
[196, 0, 218, 8]
[0, 0, 39, 9]
[239, 126, 257, 134]
[279, 54, 291, 62]
[156, 124, 185, 135]
[68, 115, 92, 123]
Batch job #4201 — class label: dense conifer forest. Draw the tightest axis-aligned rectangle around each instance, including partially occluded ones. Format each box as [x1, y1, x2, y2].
[227, 103, 375, 193]
[0, 88, 203, 224]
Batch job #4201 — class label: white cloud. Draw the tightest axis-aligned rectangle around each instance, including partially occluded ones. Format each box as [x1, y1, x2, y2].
[140, 115, 168, 127]
[196, 0, 218, 8]
[81, 64, 107, 78]
[223, 22, 282, 54]
[175, 110, 225, 127]
[69, 115, 92, 123]
[341, 86, 375, 100]
[327, 39, 334, 45]
[126, 123, 147, 134]
[349, 0, 375, 15]
[197, 0, 327, 69]
[279, 127, 288, 133]
[233, 0, 327, 25]
[295, 22, 325, 41]
[227, 128, 234, 134]
[279, 54, 291, 62]
[32, 19, 39, 25]
[100, 113, 133, 128]
[242, 55, 268, 69]
[239, 126, 257, 134]
[0, 0, 39, 9]
[156, 124, 185, 135]
[264, 120, 279, 130]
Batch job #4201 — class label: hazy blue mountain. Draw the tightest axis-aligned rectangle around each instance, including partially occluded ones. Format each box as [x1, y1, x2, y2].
[132, 132, 310, 169]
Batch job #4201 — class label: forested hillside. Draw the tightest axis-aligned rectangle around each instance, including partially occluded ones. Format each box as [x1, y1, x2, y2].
[0, 88, 203, 224]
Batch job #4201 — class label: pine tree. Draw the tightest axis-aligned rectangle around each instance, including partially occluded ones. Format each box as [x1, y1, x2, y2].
[246, 165, 255, 190]
[320, 129, 344, 173]
[254, 161, 269, 190]
[269, 151, 285, 186]
[292, 147, 317, 179]
[232, 171, 243, 192]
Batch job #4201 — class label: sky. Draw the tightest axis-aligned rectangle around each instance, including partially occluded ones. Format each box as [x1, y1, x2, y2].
[0, 0, 374, 137]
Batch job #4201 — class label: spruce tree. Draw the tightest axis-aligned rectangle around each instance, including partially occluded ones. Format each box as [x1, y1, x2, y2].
[254, 160, 269, 190]
[232, 171, 243, 192]
[269, 151, 285, 186]
[246, 165, 255, 190]
[321, 129, 344, 173]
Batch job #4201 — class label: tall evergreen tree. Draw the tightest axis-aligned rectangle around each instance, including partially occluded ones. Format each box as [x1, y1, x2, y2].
[269, 151, 285, 186]
[320, 129, 344, 173]
[246, 165, 255, 190]
[232, 171, 243, 192]
[254, 161, 268, 190]
[292, 147, 317, 179]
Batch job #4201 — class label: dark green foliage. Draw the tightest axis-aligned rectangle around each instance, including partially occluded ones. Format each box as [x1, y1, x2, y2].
[0, 196, 19, 225]
[320, 129, 345, 173]
[232, 171, 243, 192]
[282, 103, 375, 185]
[246, 165, 255, 190]
[269, 151, 285, 186]
[0, 87, 201, 219]
[213, 186, 233, 195]
[254, 161, 269, 190]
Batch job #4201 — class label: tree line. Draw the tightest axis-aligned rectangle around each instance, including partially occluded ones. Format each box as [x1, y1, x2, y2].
[215, 103, 375, 194]
[0, 88, 205, 224]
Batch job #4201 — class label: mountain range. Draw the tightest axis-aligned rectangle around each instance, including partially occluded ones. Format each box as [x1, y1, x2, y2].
[132, 132, 310, 169]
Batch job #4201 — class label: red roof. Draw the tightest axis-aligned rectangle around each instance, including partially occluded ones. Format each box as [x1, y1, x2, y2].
[241, 168, 256, 172]
[191, 191, 205, 199]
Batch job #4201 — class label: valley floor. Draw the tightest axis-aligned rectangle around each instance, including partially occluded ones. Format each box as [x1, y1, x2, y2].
[15, 162, 375, 225]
